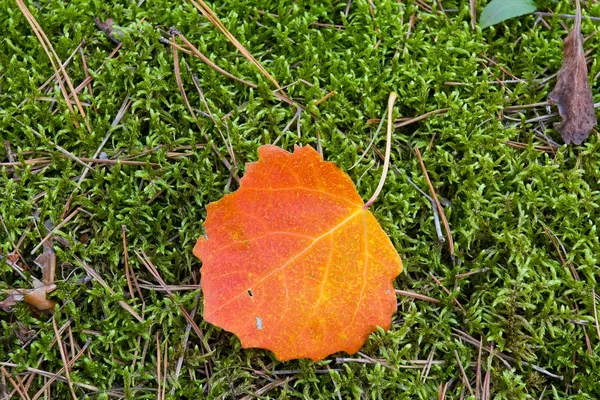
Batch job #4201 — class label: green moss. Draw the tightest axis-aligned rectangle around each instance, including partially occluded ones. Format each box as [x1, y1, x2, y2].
[1, 0, 600, 398]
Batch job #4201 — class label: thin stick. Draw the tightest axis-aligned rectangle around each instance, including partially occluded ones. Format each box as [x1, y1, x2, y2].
[364, 92, 397, 208]
[395, 290, 440, 303]
[13, 119, 90, 169]
[454, 350, 474, 396]
[162, 338, 168, 400]
[469, 0, 476, 29]
[455, 268, 490, 279]
[395, 108, 449, 128]
[52, 319, 77, 400]
[476, 337, 482, 398]
[414, 147, 454, 257]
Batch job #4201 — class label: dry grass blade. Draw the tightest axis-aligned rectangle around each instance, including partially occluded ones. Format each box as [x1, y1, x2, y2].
[414, 147, 454, 257]
[15, 0, 90, 132]
[170, 293, 201, 396]
[74, 255, 144, 322]
[188, 0, 281, 89]
[52, 319, 77, 400]
[13, 119, 90, 169]
[135, 250, 212, 353]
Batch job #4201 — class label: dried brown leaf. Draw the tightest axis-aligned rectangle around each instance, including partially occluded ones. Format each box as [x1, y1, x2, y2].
[548, 0, 597, 145]
[23, 284, 56, 311]
[0, 294, 20, 312]
[34, 232, 56, 285]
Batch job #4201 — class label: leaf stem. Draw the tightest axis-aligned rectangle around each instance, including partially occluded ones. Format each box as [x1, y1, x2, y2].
[364, 92, 398, 209]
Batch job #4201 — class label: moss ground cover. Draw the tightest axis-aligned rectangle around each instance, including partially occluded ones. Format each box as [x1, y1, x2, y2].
[1, 0, 600, 398]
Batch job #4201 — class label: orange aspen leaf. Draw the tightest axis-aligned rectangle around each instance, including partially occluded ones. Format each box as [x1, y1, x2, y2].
[194, 145, 402, 361]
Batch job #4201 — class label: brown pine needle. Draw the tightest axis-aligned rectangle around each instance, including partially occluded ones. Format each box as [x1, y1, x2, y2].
[15, 0, 91, 132]
[31, 207, 80, 255]
[122, 226, 136, 305]
[74, 255, 144, 322]
[52, 319, 77, 400]
[395, 289, 440, 303]
[174, 31, 258, 88]
[314, 90, 337, 107]
[454, 350, 474, 396]
[1, 367, 31, 400]
[156, 332, 162, 400]
[430, 273, 466, 313]
[189, 0, 281, 89]
[31, 339, 91, 400]
[135, 250, 212, 353]
[593, 287, 600, 342]
[414, 147, 454, 257]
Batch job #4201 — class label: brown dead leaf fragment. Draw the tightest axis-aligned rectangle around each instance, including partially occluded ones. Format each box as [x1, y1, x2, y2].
[548, 0, 597, 145]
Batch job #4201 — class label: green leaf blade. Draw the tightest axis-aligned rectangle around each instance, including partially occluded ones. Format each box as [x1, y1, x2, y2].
[480, 0, 537, 29]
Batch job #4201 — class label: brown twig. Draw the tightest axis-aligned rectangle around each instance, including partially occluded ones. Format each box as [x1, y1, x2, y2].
[455, 268, 490, 279]
[173, 31, 258, 88]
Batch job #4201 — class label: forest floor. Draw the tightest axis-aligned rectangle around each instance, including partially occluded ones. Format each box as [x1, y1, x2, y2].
[1, 0, 600, 398]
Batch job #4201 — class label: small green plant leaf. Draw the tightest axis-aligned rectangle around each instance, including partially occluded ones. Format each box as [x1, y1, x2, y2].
[480, 0, 537, 29]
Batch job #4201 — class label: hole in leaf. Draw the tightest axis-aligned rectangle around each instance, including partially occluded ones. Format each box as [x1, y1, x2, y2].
[247, 289, 253, 297]
[256, 316, 263, 330]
